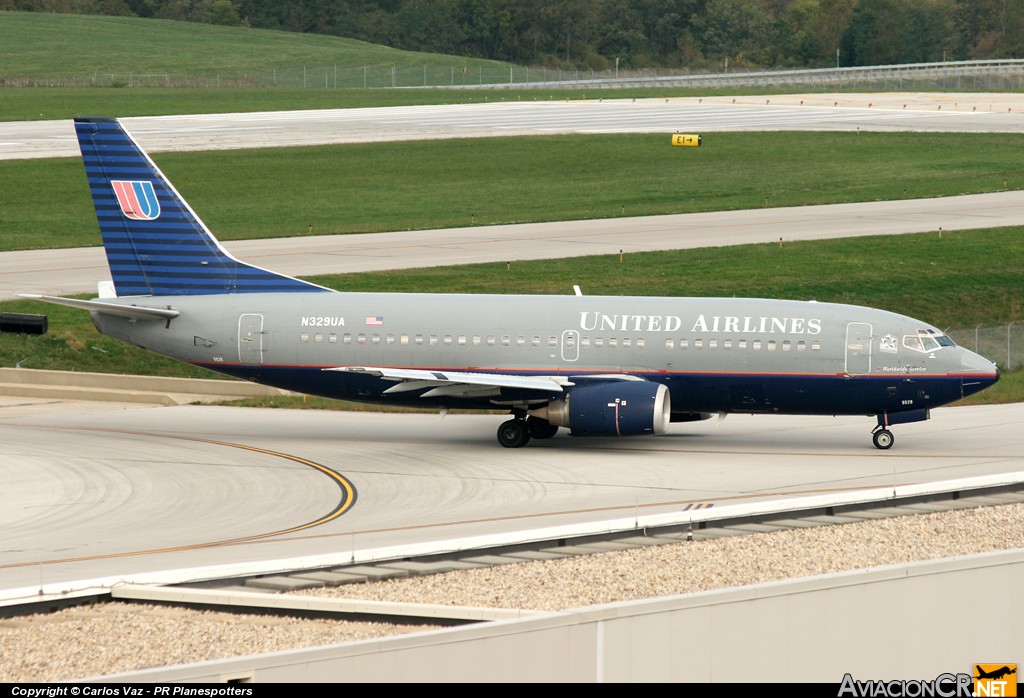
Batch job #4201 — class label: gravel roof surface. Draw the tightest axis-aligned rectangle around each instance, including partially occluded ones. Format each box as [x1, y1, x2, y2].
[2, 503, 1022, 681]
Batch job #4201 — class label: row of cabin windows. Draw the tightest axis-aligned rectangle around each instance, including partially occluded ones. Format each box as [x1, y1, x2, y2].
[295, 333, 822, 353]
[298, 333, 559, 347]
[666, 337, 821, 352]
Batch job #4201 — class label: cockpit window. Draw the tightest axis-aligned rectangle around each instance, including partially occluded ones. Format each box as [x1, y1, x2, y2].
[903, 330, 947, 353]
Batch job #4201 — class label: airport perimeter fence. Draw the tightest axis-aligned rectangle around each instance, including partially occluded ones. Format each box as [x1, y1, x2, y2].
[946, 323, 1024, 371]
[5, 59, 1024, 93]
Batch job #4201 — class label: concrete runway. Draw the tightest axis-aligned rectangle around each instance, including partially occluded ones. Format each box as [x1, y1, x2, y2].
[5, 190, 1024, 300]
[1, 397, 1021, 594]
[3, 92, 1024, 160]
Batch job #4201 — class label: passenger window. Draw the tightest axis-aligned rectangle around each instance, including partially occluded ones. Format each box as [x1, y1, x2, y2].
[443, 335, 453, 345]
[767, 340, 776, 351]
[594, 337, 604, 347]
[708, 339, 717, 349]
[581, 336, 591, 348]
[738, 339, 747, 349]
[501, 335, 511, 346]
[343, 333, 352, 344]
[548, 336, 557, 347]
[329, 333, 337, 344]
[371, 334, 381, 344]
[458, 335, 468, 346]
[314, 333, 323, 343]
[753, 340, 762, 350]
[694, 339, 704, 349]
[636, 338, 645, 348]
[429, 335, 438, 346]
[487, 336, 496, 346]
[723, 339, 732, 349]
[357, 334, 366, 345]
[665, 339, 675, 349]
[414, 334, 424, 345]
[797, 340, 805, 351]
[782, 340, 791, 351]
[622, 338, 631, 348]
[472, 336, 481, 346]
[811, 341, 821, 351]
[608, 337, 618, 348]
[679, 339, 689, 349]
[386, 334, 395, 345]
[300, 333, 309, 343]
[531, 336, 541, 347]
[516, 336, 525, 346]
[401, 334, 409, 346]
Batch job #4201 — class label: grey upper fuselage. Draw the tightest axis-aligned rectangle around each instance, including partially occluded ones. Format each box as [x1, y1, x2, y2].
[92, 290, 998, 416]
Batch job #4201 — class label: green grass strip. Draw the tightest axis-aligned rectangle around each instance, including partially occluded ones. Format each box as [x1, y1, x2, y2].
[4, 132, 1024, 252]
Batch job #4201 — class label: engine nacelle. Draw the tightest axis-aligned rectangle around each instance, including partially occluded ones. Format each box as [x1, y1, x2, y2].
[531, 381, 671, 437]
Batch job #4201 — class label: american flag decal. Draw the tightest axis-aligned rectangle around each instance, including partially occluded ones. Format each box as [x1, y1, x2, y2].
[365, 316, 384, 326]
[111, 180, 161, 220]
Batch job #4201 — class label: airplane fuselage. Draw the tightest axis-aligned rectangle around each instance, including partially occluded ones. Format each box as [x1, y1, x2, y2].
[92, 291, 997, 419]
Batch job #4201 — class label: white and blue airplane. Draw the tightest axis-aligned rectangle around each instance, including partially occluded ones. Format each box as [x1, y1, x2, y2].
[24, 117, 999, 448]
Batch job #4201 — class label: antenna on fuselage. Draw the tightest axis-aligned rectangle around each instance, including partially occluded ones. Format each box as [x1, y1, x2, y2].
[573, 285, 583, 296]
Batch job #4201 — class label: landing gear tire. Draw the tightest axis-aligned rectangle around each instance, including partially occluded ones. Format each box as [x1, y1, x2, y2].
[497, 419, 531, 448]
[526, 416, 559, 440]
[872, 429, 894, 450]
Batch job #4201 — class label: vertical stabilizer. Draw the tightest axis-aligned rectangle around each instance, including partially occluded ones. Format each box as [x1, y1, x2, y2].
[75, 117, 328, 296]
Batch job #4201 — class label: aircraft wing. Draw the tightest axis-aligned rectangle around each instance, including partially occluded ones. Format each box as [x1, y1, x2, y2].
[323, 366, 573, 399]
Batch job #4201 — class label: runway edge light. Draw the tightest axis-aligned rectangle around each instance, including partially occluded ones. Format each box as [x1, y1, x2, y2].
[671, 133, 701, 147]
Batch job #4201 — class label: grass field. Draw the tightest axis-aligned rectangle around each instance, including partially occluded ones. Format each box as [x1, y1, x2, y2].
[0, 12, 509, 84]
[5, 131, 1024, 252]
[0, 12, 860, 121]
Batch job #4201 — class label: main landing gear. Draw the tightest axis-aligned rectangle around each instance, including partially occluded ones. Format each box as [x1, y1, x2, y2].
[871, 426, 894, 450]
[496, 415, 559, 448]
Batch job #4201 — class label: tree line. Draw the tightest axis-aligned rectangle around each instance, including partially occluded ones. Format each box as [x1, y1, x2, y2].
[5, 0, 1023, 69]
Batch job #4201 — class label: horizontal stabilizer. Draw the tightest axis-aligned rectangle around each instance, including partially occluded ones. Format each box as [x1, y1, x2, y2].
[18, 294, 180, 321]
[324, 366, 572, 396]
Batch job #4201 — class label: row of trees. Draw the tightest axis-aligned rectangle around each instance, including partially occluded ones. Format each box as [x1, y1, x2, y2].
[6, 0, 1024, 69]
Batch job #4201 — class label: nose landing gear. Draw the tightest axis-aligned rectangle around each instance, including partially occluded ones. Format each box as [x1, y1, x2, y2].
[871, 426, 894, 450]
[871, 409, 929, 450]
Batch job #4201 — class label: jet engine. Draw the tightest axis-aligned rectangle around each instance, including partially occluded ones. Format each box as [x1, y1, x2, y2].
[530, 381, 671, 437]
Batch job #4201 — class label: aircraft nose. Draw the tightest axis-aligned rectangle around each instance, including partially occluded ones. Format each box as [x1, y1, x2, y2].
[961, 349, 999, 378]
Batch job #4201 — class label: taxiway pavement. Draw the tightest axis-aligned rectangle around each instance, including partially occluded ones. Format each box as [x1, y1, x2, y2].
[1, 398, 1021, 593]
[3, 93, 1023, 160]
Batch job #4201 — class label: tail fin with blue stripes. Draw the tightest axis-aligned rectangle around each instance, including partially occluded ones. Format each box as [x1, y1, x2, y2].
[75, 117, 327, 297]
